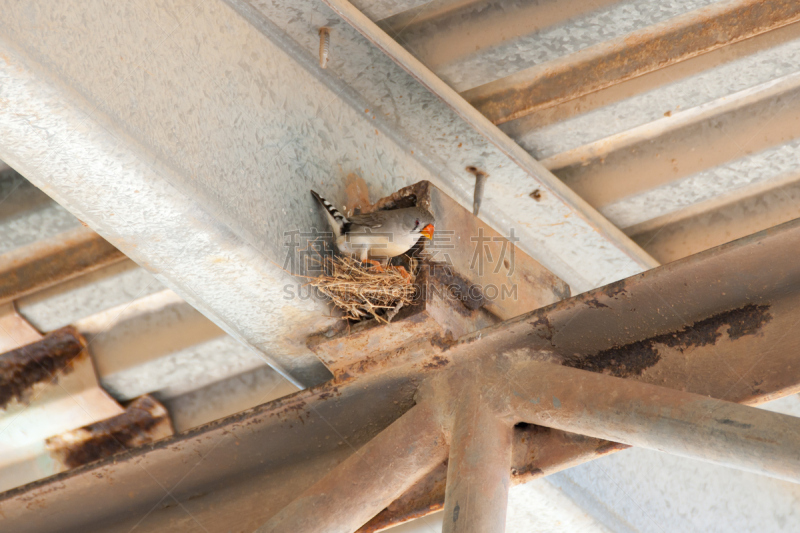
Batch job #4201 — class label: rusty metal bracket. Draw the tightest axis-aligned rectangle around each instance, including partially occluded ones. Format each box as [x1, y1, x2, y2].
[309, 181, 569, 377]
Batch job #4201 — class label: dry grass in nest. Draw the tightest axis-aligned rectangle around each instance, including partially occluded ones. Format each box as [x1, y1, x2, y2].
[309, 255, 417, 323]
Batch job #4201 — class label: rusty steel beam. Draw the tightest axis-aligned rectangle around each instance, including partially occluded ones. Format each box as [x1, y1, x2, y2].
[441, 389, 513, 533]
[505, 361, 800, 483]
[4, 219, 800, 531]
[359, 217, 800, 529]
[370, 343, 800, 533]
[0, 374, 420, 532]
[463, 0, 800, 124]
[358, 461, 449, 532]
[276, 340, 800, 533]
[257, 401, 447, 533]
[0, 226, 125, 306]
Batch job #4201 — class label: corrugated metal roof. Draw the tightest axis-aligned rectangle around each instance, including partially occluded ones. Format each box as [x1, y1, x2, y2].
[372, 0, 800, 266]
[2, 0, 800, 530]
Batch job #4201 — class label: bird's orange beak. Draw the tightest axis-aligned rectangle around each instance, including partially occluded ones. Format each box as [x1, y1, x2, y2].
[421, 224, 434, 240]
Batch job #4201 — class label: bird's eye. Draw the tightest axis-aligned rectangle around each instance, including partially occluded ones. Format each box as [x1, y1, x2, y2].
[414, 219, 420, 229]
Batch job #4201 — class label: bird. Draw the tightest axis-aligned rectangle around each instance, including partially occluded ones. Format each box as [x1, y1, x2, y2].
[310, 190, 434, 272]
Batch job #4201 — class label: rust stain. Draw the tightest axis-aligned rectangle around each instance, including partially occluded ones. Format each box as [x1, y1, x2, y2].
[317, 387, 340, 401]
[46, 396, 171, 469]
[511, 465, 543, 478]
[566, 304, 772, 377]
[531, 315, 556, 347]
[343, 173, 372, 216]
[429, 332, 457, 352]
[583, 297, 609, 309]
[569, 338, 662, 378]
[726, 304, 773, 339]
[600, 281, 628, 299]
[715, 418, 754, 430]
[274, 400, 309, 425]
[422, 355, 450, 370]
[552, 282, 571, 302]
[511, 423, 548, 481]
[0, 327, 86, 410]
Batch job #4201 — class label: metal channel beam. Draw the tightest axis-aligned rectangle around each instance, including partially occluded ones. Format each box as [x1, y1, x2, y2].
[629, 176, 800, 264]
[463, 0, 800, 124]
[376, 0, 622, 81]
[313, 0, 657, 291]
[0, 237, 294, 417]
[0, 1, 341, 387]
[383, 0, 722, 94]
[0, 303, 41, 352]
[72, 289, 271, 401]
[504, 21, 800, 163]
[2, 217, 800, 532]
[0, 0, 657, 393]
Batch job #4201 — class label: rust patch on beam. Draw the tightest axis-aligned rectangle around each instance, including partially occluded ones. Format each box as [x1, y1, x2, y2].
[464, 0, 800, 124]
[0, 226, 125, 305]
[565, 304, 772, 377]
[0, 327, 87, 410]
[46, 395, 173, 469]
[510, 423, 548, 480]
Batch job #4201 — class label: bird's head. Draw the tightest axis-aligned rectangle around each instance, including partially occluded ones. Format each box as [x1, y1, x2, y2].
[406, 207, 435, 240]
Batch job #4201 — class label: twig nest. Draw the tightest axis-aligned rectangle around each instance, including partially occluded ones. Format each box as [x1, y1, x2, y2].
[310, 255, 417, 323]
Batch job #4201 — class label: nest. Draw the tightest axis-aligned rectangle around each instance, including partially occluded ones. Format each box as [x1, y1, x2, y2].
[309, 255, 417, 323]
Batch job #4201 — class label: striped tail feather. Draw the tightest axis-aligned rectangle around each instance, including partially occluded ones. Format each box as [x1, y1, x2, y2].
[310, 190, 348, 237]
